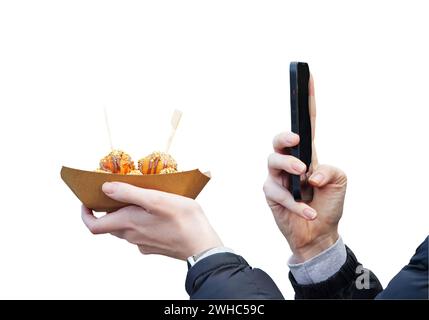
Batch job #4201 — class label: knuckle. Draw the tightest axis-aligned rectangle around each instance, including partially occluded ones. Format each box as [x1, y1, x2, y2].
[138, 245, 152, 255]
[126, 237, 137, 245]
[340, 170, 348, 185]
[272, 134, 280, 147]
[323, 165, 348, 186]
[263, 180, 270, 194]
[332, 166, 347, 185]
[267, 153, 275, 166]
[150, 194, 164, 208]
[88, 224, 100, 235]
[279, 198, 290, 209]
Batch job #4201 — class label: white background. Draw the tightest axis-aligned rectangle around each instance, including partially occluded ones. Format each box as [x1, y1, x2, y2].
[0, 1, 428, 299]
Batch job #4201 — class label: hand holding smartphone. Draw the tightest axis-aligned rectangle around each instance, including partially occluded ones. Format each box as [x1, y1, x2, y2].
[289, 62, 313, 201]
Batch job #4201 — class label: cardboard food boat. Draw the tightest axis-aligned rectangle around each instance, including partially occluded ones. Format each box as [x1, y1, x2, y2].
[61, 166, 211, 212]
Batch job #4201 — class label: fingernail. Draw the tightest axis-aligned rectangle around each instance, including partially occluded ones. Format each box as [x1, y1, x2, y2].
[292, 161, 306, 173]
[102, 182, 116, 194]
[310, 173, 324, 184]
[303, 208, 317, 220]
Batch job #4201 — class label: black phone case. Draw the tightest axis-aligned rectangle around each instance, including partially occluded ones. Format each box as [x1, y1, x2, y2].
[289, 62, 312, 200]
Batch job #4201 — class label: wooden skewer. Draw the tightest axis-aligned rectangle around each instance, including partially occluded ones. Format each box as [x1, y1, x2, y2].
[165, 109, 183, 154]
[103, 106, 114, 151]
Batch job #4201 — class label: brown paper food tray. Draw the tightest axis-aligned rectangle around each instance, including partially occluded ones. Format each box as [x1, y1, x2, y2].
[61, 166, 211, 212]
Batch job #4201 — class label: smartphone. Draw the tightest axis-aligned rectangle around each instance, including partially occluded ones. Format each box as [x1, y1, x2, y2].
[289, 62, 313, 201]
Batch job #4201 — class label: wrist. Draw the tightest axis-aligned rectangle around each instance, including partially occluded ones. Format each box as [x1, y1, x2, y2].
[188, 238, 224, 258]
[291, 231, 339, 263]
[288, 237, 346, 285]
[180, 207, 223, 259]
[187, 246, 234, 267]
[186, 224, 223, 259]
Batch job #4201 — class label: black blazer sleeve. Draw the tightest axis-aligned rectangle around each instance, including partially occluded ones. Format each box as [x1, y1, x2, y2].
[376, 236, 428, 299]
[289, 246, 383, 299]
[185, 252, 284, 299]
[290, 237, 429, 299]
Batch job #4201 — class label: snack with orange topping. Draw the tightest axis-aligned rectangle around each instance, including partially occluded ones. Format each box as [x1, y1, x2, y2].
[62, 150, 210, 212]
[138, 151, 177, 175]
[99, 150, 135, 174]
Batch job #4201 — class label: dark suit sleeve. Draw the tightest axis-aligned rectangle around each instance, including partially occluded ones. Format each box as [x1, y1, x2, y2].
[289, 246, 383, 299]
[376, 236, 428, 300]
[290, 237, 429, 299]
[185, 252, 284, 299]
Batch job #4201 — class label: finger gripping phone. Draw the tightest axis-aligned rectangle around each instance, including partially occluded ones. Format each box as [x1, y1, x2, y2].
[289, 62, 312, 201]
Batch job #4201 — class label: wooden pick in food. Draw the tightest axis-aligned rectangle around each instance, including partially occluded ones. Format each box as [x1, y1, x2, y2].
[165, 109, 183, 153]
[103, 106, 114, 151]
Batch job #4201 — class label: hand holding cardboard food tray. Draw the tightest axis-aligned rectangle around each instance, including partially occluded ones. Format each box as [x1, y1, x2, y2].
[61, 110, 211, 212]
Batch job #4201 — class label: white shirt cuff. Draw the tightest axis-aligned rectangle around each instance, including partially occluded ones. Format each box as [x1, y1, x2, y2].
[288, 237, 347, 285]
[187, 247, 234, 267]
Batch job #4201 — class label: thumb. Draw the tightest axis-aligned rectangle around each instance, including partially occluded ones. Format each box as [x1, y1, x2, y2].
[308, 164, 347, 188]
[102, 182, 149, 209]
[102, 182, 178, 215]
